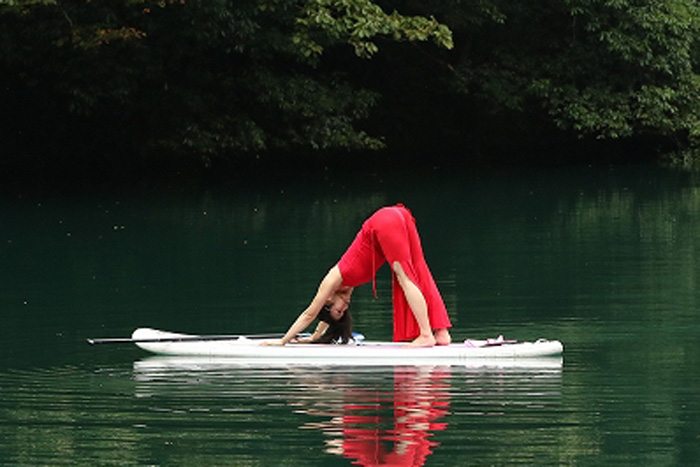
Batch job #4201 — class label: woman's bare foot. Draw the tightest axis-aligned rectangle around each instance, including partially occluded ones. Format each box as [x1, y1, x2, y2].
[434, 328, 451, 346]
[408, 334, 436, 347]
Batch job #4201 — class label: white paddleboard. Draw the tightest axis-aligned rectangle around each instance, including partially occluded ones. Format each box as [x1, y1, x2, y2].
[131, 328, 564, 362]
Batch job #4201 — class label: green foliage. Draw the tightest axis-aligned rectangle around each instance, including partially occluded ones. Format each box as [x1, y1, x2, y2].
[0, 0, 451, 166]
[295, 0, 452, 59]
[444, 0, 700, 145]
[2, 0, 700, 170]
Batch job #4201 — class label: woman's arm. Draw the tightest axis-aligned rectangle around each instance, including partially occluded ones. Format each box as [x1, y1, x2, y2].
[294, 321, 329, 343]
[276, 265, 344, 345]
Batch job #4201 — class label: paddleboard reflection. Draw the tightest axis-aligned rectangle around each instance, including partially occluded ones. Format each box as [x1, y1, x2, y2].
[133, 358, 562, 466]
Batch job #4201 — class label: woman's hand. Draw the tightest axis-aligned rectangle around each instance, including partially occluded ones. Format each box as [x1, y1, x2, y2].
[260, 339, 285, 346]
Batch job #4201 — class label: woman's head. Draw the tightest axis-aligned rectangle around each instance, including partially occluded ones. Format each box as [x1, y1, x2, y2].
[325, 286, 352, 320]
[317, 298, 353, 344]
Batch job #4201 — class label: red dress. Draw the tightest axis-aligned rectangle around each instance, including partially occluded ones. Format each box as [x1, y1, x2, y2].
[337, 204, 452, 342]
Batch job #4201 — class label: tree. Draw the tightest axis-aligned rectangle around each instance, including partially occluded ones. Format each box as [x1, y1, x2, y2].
[0, 0, 452, 169]
[3, 0, 700, 171]
[374, 0, 700, 160]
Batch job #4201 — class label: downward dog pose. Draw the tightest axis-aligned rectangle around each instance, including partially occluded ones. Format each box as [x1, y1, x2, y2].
[275, 204, 451, 347]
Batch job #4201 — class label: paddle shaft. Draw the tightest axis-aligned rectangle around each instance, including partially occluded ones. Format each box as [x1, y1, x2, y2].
[87, 333, 291, 345]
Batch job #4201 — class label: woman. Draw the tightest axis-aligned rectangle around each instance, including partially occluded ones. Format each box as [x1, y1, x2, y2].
[274, 204, 451, 347]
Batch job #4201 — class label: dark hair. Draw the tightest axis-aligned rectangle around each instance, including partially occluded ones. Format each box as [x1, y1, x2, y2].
[316, 305, 353, 344]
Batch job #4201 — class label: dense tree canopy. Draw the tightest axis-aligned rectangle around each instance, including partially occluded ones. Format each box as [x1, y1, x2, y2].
[1, 0, 699, 173]
[454, 1, 700, 144]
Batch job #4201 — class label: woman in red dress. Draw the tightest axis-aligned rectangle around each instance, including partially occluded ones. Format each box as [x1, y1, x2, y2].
[276, 204, 451, 347]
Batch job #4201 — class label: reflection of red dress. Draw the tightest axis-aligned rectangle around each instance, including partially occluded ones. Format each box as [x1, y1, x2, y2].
[340, 367, 451, 467]
[337, 204, 452, 342]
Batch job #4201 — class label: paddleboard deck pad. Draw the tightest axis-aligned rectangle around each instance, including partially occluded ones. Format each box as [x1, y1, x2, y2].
[131, 328, 564, 360]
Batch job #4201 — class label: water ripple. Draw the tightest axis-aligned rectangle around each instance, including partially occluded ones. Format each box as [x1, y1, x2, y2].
[0, 360, 563, 465]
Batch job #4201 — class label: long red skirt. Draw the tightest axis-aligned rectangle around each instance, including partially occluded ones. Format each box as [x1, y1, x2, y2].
[337, 204, 452, 342]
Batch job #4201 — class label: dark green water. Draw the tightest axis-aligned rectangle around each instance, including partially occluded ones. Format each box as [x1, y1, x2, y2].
[1, 165, 699, 465]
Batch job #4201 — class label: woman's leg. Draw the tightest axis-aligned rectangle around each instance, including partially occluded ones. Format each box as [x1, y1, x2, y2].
[393, 261, 436, 347]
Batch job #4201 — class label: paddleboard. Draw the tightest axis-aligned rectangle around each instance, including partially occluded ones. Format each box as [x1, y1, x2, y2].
[131, 328, 564, 361]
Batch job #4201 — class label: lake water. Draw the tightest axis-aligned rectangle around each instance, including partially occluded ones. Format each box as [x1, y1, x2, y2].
[1, 164, 699, 465]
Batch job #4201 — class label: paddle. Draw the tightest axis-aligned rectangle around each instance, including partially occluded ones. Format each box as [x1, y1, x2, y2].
[86, 333, 296, 345]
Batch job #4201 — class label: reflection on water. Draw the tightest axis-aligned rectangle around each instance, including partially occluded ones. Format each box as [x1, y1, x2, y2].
[0, 359, 562, 465]
[306, 366, 451, 466]
[133, 358, 562, 466]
